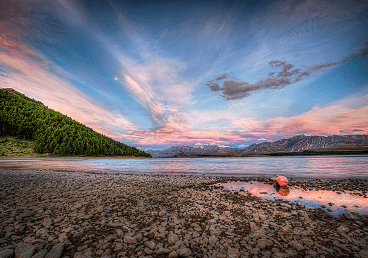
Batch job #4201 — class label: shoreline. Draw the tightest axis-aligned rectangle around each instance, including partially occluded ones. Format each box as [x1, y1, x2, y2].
[0, 169, 367, 258]
[0, 156, 152, 160]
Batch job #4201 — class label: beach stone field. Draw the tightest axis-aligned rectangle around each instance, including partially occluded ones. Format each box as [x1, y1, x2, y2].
[0, 169, 367, 258]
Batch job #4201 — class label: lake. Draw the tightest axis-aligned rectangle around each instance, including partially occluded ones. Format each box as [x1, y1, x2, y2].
[1, 155, 368, 179]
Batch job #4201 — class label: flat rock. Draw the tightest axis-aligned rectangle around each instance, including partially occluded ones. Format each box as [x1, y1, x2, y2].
[15, 243, 35, 258]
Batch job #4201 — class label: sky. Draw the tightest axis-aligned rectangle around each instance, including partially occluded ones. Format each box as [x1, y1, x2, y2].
[0, 0, 368, 150]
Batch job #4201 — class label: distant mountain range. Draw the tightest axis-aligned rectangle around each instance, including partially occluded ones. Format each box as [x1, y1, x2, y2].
[145, 134, 368, 158]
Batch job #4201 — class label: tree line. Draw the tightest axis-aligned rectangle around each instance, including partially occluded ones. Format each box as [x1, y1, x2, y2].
[0, 88, 151, 157]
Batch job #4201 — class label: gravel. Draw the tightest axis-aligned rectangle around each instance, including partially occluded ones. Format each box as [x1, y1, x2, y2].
[0, 169, 367, 258]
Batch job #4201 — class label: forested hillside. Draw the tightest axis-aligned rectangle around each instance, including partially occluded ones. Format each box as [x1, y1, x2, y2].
[0, 88, 151, 157]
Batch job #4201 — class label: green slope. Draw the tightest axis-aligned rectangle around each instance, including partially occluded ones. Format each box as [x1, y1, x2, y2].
[0, 88, 151, 157]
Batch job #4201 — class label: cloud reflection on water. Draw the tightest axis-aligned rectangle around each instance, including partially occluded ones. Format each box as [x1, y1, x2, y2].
[216, 181, 368, 217]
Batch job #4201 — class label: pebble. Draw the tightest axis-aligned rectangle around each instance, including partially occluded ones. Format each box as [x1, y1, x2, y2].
[343, 212, 355, 220]
[0, 169, 367, 258]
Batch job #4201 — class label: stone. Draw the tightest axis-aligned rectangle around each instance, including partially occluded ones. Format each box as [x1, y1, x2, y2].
[343, 212, 354, 220]
[156, 248, 171, 255]
[116, 229, 124, 238]
[58, 233, 68, 243]
[0, 249, 14, 258]
[44, 243, 64, 258]
[359, 250, 368, 258]
[258, 239, 273, 247]
[144, 248, 153, 255]
[108, 222, 124, 228]
[73, 231, 84, 238]
[15, 243, 35, 258]
[209, 236, 219, 245]
[114, 243, 123, 252]
[79, 215, 92, 220]
[177, 247, 191, 257]
[31, 249, 48, 258]
[337, 226, 349, 233]
[96, 206, 104, 213]
[168, 232, 179, 245]
[227, 248, 240, 257]
[123, 235, 137, 244]
[145, 241, 156, 250]
[289, 240, 304, 251]
[168, 251, 179, 258]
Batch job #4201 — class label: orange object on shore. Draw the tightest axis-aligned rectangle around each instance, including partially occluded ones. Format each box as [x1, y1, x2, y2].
[276, 176, 288, 187]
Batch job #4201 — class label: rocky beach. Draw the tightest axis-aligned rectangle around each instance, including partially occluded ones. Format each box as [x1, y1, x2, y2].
[0, 169, 367, 258]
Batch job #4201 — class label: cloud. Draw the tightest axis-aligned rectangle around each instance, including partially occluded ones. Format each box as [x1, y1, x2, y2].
[120, 57, 192, 132]
[206, 60, 310, 100]
[339, 130, 345, 133]
[208, 39, 368, 100]
[352, 129, 364, 132]
[239, 144, 248, 148]
[354, 39, 368, 58]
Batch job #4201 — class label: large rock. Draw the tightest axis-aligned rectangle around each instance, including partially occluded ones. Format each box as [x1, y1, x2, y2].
[168, 232, 179, 245]
[0, 249, 14, 258]
[15, 244, 35, 258]
[44, 243, 64, 258]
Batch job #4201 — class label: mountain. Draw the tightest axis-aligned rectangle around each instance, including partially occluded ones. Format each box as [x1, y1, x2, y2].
[145, 134, 368, 158]
[243, 134, 368, 153]
[145, 145, 243, 158]
[0, 88, 151, 157]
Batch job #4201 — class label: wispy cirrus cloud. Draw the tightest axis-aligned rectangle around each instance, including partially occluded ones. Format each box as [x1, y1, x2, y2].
[0, 33, 137, 137]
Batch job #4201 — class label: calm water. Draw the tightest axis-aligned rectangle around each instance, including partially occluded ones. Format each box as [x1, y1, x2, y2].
[215, 181, 368, 216]
[1, 155, 368, 179]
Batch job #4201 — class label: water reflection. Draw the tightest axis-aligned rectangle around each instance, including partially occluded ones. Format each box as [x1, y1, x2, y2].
[215, 181, 368, 217]
[274, 184, 290, 196]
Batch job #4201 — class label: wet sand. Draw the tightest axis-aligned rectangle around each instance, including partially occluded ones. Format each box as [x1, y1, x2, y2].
[0, 169, 367, 258]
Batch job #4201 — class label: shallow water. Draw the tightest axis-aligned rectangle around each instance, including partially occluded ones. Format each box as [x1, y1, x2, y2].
[1, 155, 368, 179]
[214, 181, 368, 217]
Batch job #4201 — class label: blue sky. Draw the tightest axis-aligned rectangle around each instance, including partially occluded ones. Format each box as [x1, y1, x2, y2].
[0, 0, 367, 149]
